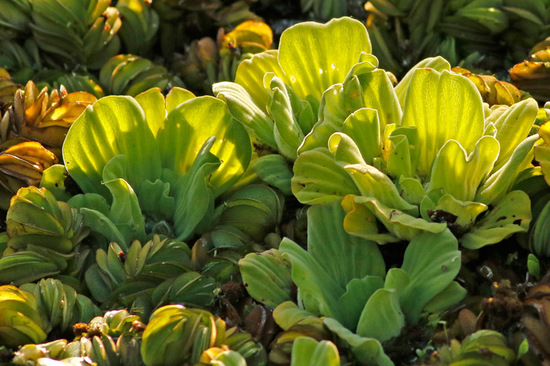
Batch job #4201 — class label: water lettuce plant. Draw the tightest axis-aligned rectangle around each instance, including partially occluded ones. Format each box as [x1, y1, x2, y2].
[292, 56, 537, 249]
[241, 201, 464, 364]
[214, 16, 373, 161]
[215, 16, 536, 249]
[62, 87, 251, 248]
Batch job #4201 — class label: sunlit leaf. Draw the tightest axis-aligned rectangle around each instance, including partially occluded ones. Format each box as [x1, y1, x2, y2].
[157, 96, 251, 198]
[279, 17, 371, 102]
[428, 137, 499, 202]
[63, 96, 161, 197]
[401, 69, 484, 178]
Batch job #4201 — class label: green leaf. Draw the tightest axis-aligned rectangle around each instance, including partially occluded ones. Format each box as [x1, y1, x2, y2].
[210, 350, 247, 366]
[401, 69, 484, 178]
[337, 276, 384, 331]
[103, 177, 146, 245]
[422, 281, 467, 315]
[239, 249, 293, 308]
[298, 77, 365, 154]
[532, 199, 550, 257]
[157, 96, 251, 198]
[400, 229, 462, 323]
[356, 288, 405, 342]
[173, 138, 220, 241]
[280, 237, 344, 323]
[428, 137, 500, 202]
[461, 190, 532, 249]
[343, 196, 447, 243]
[323, 318, 393, 366]
[213, 81, 276, 149]
[491, 98, 538, 168]
[340, 108, 383, 164]
[63, 96, 161, 197]
[291, 337, 340, 366]
[269, 76, 305, 160]
[398, 177, 425, 205]
[234, 50, 285, 110]
[166, 87, 195, 113]
[279, 17, 371, 102]
[307, 202, 386, 286]
[353, 69, 401, 134]
[292, 147, 361, 204]
[394, 56, 451, 106]
[250, 154, 293, 195]
[136, 179, 175, 220]
[281, 202, 386, 329]
[476, 134, 539, 204]
[273, 301, 320, 331]
[328, 133, 367, 165]
[433, 194, 488, 229]
[343, 163, 418, 215]
[386, 133, 414, 179]
[39, 164, 72, 202]
[68, 193, 110, 216]
[135, 88, 167, 138]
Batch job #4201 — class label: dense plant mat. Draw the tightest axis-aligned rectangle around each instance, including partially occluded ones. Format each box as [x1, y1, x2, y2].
[1, 2, 550, 366]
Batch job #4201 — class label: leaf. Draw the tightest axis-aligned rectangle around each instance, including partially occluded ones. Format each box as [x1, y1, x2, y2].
[428, 137, 500, 202]
[535, 125, 550, 186]
[279, 237, 344, 323]
[239, 249, 293, 308]
[532, 199, 550, 257]
[67, 193, 110, 216]
[157, 96, 251, 198]
[328, 133, 367, 165]
[166, 87, 195, 113]
[279, 17, 371, 102]
[234, 50, 285, 110]
[356, 288, 405, 342]
[292, 147, 361, 204]
[343, 163, 418, 215]
[298, 77, 365, 154]
[341, 194, 397, 244]
[290, 337, 340, 366]
[103, 177, 146, 245]
[337, 276, 384, 331]
[401, 69, 484, 178]
[250, 154, 293, 195]
[395, 56, 451, 106]
[173, 138, 220, 241]
[281, 202, 386, 329]
[433, 194, 488, 229]
[353, 69, 401, 134]
[343, 196, 447, 243]
[461, 190, 532, 249]
[340, 108, 383, 164]
[63, 96, 161, 197]
[476, 134, 539, 204]
[135, 88, 167, 138]
[422, 281, 467, 315]
[77, 208, 126, 248]
[386, 132, 414, 179]
[307, 202, 386, 287]
[399, 229, 462, 323]
[323, 318, 393, 366]
[136, 179, 175, 221]
[269, 77, 305, 160]
[213, 81, 276, 149]
[272, 301, 320, 331]
[39, 164, 72, 202]
[491, 98, 538, 168]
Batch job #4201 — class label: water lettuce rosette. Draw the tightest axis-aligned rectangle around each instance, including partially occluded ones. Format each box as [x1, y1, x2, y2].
[62, 87, 251, 247]
[293, 57, 537, 249]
